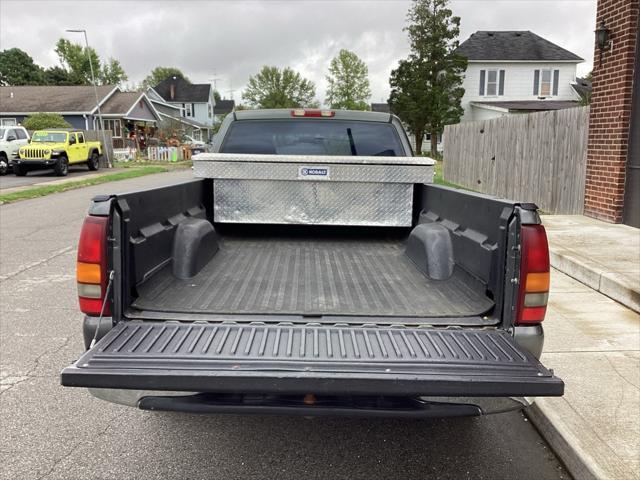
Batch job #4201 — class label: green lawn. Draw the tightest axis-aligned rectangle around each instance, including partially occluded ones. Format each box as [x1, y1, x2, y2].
[0, 166, 168, 205]
[433, 161, 463, 188]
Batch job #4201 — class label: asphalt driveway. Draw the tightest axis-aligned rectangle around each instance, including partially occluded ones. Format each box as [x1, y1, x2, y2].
[0, 170, 570, 480]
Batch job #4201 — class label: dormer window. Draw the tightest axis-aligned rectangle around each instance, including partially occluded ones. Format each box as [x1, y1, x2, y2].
[479, 69, 505, 96]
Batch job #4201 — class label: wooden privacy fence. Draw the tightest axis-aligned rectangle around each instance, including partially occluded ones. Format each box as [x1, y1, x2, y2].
[83, 130, 114, 167]
[443, 106, 589, 214]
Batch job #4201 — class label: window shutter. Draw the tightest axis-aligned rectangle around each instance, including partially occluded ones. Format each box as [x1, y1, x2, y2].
[533, 70, 540, 95]
[552, 70, 559, 95]
[498, 70, 505, 95]
[479, 70, 486, 95]
[192, 103, 195, 117]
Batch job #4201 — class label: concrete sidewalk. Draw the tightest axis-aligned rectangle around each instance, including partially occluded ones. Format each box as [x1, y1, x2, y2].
[542, 215, 640, 312]
[529, 215, 640, 479]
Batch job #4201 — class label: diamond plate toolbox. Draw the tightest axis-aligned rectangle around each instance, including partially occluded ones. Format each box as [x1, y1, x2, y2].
[193, 153, 435, 226]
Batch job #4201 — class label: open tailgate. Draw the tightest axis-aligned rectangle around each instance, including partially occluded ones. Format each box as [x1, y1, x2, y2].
[61, 322, 563, 397]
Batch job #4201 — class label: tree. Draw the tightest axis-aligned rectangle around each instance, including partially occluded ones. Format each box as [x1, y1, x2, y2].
[213, 90, 222, 103]
[0, 48, 44, 85]
[325, 49, 371, 110]
[388, 0, 466, 154]
[22, 113, 72, 130]
[242, 66, 317, 109]
[54, 38, 127, 85]
[43, 66, 75, 86]
[100, 58, 127, 85]
[141, 67, 189, 90]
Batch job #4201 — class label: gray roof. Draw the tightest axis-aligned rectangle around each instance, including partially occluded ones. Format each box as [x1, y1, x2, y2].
[100, 91, 143, 114]
[571, 77, 592, 101]
[472, 100, 581, 112]
[456, 31, 583, 62]
[213, 99, 235, 115]
[154, 76, 211, 103]
[0, 85, 115, 113]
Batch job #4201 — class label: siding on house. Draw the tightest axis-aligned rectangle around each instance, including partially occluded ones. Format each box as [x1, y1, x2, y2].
[461, 62, 579, 121]
[125, 100, 158, 121]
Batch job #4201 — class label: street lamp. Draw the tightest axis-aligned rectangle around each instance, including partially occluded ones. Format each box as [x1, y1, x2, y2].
[65, 29, 111, 167]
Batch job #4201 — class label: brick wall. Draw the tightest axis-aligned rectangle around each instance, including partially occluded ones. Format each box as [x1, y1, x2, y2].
[584, 0, 639, 222]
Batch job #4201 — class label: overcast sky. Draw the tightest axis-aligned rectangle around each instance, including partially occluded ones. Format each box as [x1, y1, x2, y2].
[1, 0, 596, 105]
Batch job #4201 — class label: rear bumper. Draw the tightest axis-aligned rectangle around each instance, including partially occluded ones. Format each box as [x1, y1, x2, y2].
[88, 387, 532, 417]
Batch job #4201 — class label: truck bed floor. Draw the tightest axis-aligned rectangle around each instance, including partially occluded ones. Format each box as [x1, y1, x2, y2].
[133, 237, 494, 318]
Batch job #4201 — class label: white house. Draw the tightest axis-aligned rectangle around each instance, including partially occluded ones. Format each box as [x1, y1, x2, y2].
[455, 31, 584, 122]
[147, 76, 216, 141]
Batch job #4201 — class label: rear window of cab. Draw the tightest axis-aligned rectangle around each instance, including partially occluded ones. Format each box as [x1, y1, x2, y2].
[220, 120, 406, 156]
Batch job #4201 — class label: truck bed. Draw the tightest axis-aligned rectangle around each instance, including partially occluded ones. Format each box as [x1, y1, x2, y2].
[132, 232, 494, 319]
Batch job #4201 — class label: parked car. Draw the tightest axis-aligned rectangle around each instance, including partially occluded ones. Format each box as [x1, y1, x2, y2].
[61, 109, 563, 417]
[15, 130, 102, 176]
[184, 134, 208, 154]
[0, 126, 30, 175]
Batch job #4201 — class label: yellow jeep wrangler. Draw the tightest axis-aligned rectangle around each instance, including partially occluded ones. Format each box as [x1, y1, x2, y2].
[16, 130, 102, 177]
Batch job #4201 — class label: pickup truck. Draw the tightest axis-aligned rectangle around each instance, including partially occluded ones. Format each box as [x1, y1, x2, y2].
[61, 109, 563, 418]
[0, 125, 30, 175]
[16, 129, 102, 176]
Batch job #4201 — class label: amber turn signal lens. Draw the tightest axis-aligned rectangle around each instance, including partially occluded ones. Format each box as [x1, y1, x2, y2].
[525, 272, 550, 293]
[77, 262, 101, 284]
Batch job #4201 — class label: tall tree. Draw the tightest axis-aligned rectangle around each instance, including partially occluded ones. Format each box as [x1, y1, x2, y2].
[43, 66, 75, 86]
[325, 49, 371, 110]
[141, 66, 190, 90]
[54, 38, 127, 85]
[243, 66, 317, 109]
[100, 58, 127, 85]
[388, 0, 466, 154]
[0, 48, 44, 85]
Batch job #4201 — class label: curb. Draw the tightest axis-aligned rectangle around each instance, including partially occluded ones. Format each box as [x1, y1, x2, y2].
[549, 248, 640, 313]
[526, 399, 638, 480]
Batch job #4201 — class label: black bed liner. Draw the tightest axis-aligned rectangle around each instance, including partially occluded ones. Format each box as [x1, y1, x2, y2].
[62, 322, 564, 397]
[132, 237, 494, 319]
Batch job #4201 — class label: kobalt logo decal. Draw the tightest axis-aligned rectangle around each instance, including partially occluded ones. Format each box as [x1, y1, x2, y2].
[298, 166, 330, 180]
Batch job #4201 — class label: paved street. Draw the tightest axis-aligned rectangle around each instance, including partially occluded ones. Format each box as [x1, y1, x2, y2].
[0, 166, 101, 191]
[0, 170, 570, 480]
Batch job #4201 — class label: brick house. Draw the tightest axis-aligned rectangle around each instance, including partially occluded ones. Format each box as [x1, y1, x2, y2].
[584, 0, 639, 226]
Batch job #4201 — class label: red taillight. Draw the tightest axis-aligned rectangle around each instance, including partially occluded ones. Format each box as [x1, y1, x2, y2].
[77, 215, 109, 316]
[291, 109, 335, 118]
[515, 224, 550, 325]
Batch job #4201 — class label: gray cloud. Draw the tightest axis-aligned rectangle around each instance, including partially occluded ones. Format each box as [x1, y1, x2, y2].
[1, 0, 596, 105]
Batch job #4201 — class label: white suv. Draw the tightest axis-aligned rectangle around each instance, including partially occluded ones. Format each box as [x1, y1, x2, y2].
[0, 126, 30, 175]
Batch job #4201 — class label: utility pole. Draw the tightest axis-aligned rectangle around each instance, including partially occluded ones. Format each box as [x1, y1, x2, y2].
[66, 29, 111, 167]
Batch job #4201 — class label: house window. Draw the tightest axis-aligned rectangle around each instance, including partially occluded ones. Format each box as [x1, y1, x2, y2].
[486, 70, 498, 96]
[103, 119, 122, 138]
[534, 69, 560, 97]
[208, 103, 212, 118]
[1, 118, 17, 126]
[183, 103, 193, 117]
[479, 70, 505, 96]
[540, 70, 552, 96]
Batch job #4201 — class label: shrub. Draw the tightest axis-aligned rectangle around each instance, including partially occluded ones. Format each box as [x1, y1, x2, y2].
[22, 113, 71, 131]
